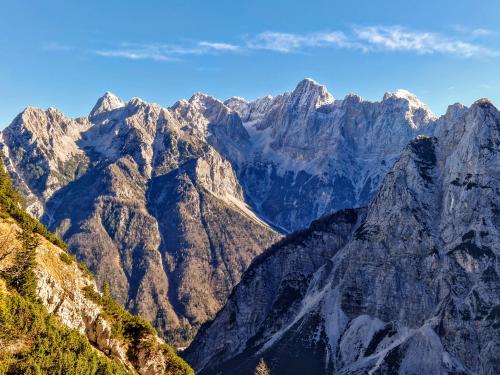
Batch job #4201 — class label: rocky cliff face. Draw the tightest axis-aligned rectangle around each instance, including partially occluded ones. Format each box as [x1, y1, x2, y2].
[0, 217, 192, 375]
[185, 99, 499, 374]
[184, 208, 367, 373]
[225, 79, 436, 231]
[0, 79, 438, 344]
[0, 93, 279, 344]
[35, 235, 149, 373]
[0, 107, 90, 217]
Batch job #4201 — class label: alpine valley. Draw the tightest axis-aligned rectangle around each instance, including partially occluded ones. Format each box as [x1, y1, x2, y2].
[1, 79, 498, 374]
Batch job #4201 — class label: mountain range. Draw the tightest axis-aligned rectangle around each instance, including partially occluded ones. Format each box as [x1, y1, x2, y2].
[1, 79, 497, 374]
[185, 98, 499, 374]
[0, 79, 437, 344]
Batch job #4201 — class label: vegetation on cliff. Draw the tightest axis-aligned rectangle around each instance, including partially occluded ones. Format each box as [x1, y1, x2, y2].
[0, 159, 193, 375]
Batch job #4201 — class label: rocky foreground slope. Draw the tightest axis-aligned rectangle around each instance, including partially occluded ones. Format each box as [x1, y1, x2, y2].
[0, 79, 436, 342]
[185, 99, 500, 374]
[0, 162, 193, 374]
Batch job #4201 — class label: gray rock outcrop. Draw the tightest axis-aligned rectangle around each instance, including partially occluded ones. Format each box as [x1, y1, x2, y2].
[185, 99, 500, 374]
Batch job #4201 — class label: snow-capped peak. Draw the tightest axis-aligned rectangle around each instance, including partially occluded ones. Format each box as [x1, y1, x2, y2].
[226, 96, 248, 104]
[296, 77, 322, 88]
[342, 93, 364, 104]
[190, 92, 217, 103]
[290, 78, 334, 108]
[382, 89, 436, 126]
[224, 97, 251, 119]
[187, 92, 228, 112]
[383, 89, 426, 108]
[89, 91, 125, 118]
[127, 97, 148, 108]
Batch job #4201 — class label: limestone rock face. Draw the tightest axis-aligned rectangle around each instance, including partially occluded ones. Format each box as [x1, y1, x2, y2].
[0, 107, 90, 217]
[225, 79, 436, 231]
[17, 226, 179, 374]
[185, 208, 366, 373]
[0, 79, 460, 346]
[185, 100, 499, 375]
[1, 92, 279, 342]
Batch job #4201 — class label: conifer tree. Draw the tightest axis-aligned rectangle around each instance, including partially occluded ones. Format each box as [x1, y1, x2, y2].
[254, 358, 270, 375]
[2, 221, 39, 299]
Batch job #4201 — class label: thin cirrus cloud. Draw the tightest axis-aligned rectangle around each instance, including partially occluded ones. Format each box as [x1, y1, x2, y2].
[46, 25, 498, 62]
[470, 28, 493, 37]
[95, 47, 173, 62]
[249, 26, 499, 57]
[245, 31, 354, 53]
[94, 41, 241, 61]
[353, 26, 500, 57]
[450, 25, 495, 38]
[197, 41, 241, 51]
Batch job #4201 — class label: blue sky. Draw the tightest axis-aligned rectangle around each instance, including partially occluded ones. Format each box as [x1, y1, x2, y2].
[1, 0, 500, 126]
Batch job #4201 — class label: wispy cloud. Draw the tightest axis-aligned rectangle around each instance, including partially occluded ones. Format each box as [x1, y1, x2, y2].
[246, 31, 351, 53]
[247, 26, 498, 57]
[451, 25, 495, 38]
[95, 49, 173, 62]
[354, 25, 499, 57]
[198, 41, 241, 52]
[94, 41, 241, 61]
[44, 25, 500, 62]
[470, 28, 493, 37]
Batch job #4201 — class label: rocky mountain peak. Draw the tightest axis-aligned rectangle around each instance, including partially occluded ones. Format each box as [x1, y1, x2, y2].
[186, 95, 499, 375]
[171, 92, 231, 121]
[188, 92, 221, 107]
[46, 106, 65, 117]
[383, 88, 434, 112]
[127, 96, 148, 107]
[89, 91, 125, 119]
[7, 105, 88, 141]
[462, 98, 499, 135]
[444, 102, 467, 118]
[293, 77, 326, 91]
[468, 98, 500, 136]
[341, 93, 364, 105]
[11, 106, 46, 130]
[172, 92, 234, 134]
[289, 78, 334, 109]
[380, 89, 436, 130]
[225, 96, 248, 105]
[1, 105, 90, 217]
[223, 97, 250, 119]
[471, 97, 498, 111]
[383, 88, 417, 101]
